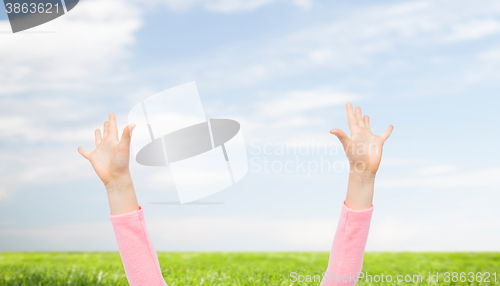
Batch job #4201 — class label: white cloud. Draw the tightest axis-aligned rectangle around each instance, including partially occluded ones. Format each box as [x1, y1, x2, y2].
[477, 44, 500, 61]
[414, 164, 458, 175]
[143, 0, 310, 13]
[205, 0, 276, 13]
[382, 157, 426, 167]
[271, 117, 321, 128]
[0, 221, 118, 251]
[160, 0, 500, 92]
[0, 115, 97, 143]
[147, 215, 336, 251]
[0, 146, 98, 202]
[378, 167, 500, 189]
[141, 0, 199, 12]
[292, 0, 312, 9]
[444, 19, 500, 43]
[260, 88, 357, 116]
[0, 187, 8, 201]
[0, 0, 142, 94]
[369, 216, 500, 251]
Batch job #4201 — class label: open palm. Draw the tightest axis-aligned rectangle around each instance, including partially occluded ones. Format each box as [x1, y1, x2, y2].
[330, 102, 393, 176]
[78, 113, 135, 186]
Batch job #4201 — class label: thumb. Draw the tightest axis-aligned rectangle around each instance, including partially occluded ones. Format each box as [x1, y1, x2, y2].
[77, 146, 91, 160]
[120, 123, 135, 147]
[379, 124, 394, 142]
[330, 129, 350, 149]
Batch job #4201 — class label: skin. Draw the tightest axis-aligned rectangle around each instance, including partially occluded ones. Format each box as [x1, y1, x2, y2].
[330, 102, 393, 210]
[78, 102, 392, 214]
[78, 113, 139, 215]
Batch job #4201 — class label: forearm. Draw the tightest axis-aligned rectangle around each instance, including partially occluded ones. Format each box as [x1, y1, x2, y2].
[344, 170, 375, 210]
[110, 206, 168, 286]
[105, 173, 140, 215]
[106, 175, 167, 285]
[320, 203, 373, 285]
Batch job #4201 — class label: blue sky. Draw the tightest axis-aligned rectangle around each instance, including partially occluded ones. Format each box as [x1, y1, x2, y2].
[0, 0, 499, 251]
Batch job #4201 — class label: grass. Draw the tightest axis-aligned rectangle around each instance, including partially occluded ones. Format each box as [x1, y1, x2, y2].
[0, 252, 499, 285]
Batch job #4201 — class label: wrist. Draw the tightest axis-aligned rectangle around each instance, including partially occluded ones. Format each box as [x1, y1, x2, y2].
[346, 169, 375, 210]
[349, 168, 376, 182]
[104, 173, 133, 193]
[104, 173, 139, 216]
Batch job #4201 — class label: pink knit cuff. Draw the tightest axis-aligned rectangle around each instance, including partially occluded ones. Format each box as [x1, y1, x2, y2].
[109, 205, 143, 222]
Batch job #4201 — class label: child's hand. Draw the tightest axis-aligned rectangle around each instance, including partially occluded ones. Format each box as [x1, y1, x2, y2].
[78, 113, 136, 188]
[330, 102, 393, 178]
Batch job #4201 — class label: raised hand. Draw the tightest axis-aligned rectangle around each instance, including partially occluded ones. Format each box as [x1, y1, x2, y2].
[330, 102, 393, 210]
[330, 102, 393, 177]
[78, 113, 135, 187]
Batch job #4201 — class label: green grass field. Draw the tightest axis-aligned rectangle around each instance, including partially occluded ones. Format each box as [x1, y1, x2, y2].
[0, 252, 499, 285]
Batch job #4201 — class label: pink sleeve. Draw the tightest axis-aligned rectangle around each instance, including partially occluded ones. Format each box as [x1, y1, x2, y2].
[110, 206, 168, 286]
[320, 202, 374, 286]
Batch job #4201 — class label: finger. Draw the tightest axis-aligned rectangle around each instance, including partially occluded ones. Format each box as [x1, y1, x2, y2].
[346, 102, 358, 129]
[120, 124, 135, 148]
[379, 125, 394, 142]
[103, 121, 109, 139]
[95, 129, 102, 146]
[355, 106, 365, 128]
[109, 113, 119, 141]
[363, 115, 371, 131]
[330, 129, 351, 149]
[78, 146, 91, 160]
